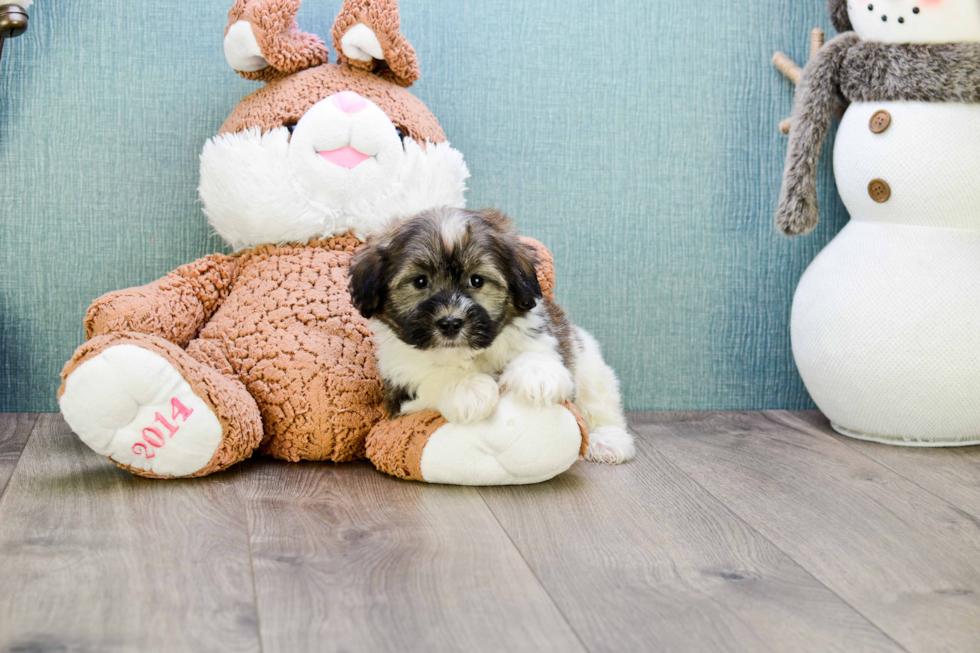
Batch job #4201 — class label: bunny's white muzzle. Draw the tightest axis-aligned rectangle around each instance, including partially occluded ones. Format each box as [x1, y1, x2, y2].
[289, 92, 406, 208]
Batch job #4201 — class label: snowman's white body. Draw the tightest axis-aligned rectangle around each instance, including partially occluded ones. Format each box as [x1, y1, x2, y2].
[792, 102, 980, 444]
[788, 0, 980, 445]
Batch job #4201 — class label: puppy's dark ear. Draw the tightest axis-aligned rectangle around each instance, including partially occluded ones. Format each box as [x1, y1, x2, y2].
[509, 242, 543, 312]
[349, 241, 388, 319]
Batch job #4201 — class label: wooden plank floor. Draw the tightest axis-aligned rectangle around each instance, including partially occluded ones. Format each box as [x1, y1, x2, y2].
[0, 412, 978, 653]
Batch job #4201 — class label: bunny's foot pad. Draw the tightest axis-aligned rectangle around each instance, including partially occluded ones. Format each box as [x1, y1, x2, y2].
[60, 344, 224, 478]
[367, 396, 584, 486]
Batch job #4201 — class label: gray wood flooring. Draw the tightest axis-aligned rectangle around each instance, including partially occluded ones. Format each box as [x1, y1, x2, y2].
[0, 411, 977, 653]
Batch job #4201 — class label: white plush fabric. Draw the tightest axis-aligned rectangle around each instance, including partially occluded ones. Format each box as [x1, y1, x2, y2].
[419, 395, 582, 485]
[199, 97, 469, 249]
[223, 20, 269, 73]
[849, 0, 980, 44]
[287, 94, 406, 210]
[59, 345, 224, 476]
[341, 23, 385, 62]
[834, 102, 980, 230]
[794, 99, 980, 445]
[792, 221, 980, 445]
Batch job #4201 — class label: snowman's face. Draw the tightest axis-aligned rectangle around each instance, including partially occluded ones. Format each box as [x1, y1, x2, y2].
[848, 0, 980, 43]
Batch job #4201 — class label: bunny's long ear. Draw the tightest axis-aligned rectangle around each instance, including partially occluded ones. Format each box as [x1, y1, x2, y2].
[224, 0, 329, 82]
[331, 0, 420, 87]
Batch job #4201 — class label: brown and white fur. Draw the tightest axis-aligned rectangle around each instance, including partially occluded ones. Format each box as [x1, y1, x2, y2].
[350, 208, 635, 464]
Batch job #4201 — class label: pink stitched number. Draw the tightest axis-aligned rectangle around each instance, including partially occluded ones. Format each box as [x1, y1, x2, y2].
[154, 413, 179, 438]
[133, 443, 155, 459]
[142, 428, 165, 448]
[133, 398, 195, 461]
[171, 397, 194, 422]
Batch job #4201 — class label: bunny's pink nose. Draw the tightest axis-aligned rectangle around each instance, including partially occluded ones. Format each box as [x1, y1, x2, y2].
[333, 91, 367, 114]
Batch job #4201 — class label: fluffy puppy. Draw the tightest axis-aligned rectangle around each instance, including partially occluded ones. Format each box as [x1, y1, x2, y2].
[349, 207, 635, 464]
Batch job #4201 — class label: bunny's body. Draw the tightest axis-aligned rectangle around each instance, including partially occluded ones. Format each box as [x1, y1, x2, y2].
[57, 0, 589, 483]
[778, 1, 980, 445]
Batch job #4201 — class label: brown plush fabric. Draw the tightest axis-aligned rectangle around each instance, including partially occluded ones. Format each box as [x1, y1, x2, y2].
[227, 0, 329, 83]
[59, 332, 263, 479]
[85, 254, 240, 347]
[365, 410, 445, 481]
[219, 63, 446, 145]
[562, 400, 590, 458]
[521, 237, 557, 303]
[331, 0, 420, 88]
[199, 236, 384, 462]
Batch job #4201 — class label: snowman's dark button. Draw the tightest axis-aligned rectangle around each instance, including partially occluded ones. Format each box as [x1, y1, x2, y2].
[868, 179, 891, 203]
[870, 110, 891, 133]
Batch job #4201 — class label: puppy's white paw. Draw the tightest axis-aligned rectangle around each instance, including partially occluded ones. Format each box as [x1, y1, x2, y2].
[585, 426, 636, 465]
[500, 353, 574, 407]
[439, 373, 500, 425]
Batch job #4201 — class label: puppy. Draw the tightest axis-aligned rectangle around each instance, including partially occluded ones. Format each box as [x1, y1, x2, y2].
[349, 207, 635, 464]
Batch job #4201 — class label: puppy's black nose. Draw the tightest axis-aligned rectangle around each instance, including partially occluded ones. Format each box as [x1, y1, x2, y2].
[436, 317, 464, 337]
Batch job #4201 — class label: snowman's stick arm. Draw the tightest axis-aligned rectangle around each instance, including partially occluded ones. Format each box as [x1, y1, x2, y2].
[776, 32, 861, 236]
[774, 29, 838, 134]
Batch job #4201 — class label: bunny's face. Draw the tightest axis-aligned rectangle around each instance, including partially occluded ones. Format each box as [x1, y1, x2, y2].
[199, 0, 469, 251]
[845, 0, 980, 43]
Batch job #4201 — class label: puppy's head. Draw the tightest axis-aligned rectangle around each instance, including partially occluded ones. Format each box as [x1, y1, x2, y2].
[349, 207, 542, 350]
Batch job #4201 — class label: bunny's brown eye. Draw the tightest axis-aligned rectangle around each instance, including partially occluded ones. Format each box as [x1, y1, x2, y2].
[395, 127, 408, 141]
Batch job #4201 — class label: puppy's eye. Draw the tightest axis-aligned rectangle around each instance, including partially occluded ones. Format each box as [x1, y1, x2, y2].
[413, 276, 429, 290]
[469, 275, 484, 289]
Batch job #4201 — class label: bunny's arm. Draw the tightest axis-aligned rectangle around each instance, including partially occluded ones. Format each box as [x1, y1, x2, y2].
[84, 254, 241, 347]
[776, 32, 860, 236]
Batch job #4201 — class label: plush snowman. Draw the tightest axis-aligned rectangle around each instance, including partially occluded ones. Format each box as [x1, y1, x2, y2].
[777, 0, 980, 445]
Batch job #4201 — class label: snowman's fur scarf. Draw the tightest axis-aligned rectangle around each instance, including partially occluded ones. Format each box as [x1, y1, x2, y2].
[829, 0, 852, 33]
[777, 33, 859, 237]
[840, 41, 980, 103]
[777, 34, 980, 236]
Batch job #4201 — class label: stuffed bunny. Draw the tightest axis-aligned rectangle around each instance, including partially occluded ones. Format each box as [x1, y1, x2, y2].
[776, 0, 980, 445]
[58, 0, 588, 483]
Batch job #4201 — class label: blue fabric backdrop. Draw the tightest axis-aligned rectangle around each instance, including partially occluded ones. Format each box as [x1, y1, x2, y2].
[0, 0, 849, 412]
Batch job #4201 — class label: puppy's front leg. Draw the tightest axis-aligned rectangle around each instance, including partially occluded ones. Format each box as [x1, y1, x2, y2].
[402, 370, 500, 425]
[500, 352, 574, 407]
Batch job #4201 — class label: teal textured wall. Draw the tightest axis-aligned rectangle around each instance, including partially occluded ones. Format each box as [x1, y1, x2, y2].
[0, 1, 848, 413]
